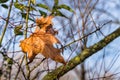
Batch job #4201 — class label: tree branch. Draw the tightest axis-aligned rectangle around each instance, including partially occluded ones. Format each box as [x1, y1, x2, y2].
[43, 27, 120, 80]
[0, 0, 13, 46]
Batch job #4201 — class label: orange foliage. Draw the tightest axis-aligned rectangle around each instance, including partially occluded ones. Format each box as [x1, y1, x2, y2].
[20, 16, 66, 64]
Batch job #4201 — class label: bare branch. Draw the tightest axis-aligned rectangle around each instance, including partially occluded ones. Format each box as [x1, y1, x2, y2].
[43, 28, 120, 80]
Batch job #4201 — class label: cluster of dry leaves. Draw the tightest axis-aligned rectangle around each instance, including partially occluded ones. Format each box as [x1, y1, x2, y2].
[20, 16, 66, 64]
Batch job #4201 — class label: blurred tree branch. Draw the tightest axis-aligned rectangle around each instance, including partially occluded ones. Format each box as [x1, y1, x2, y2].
[0, 0, 13, 46]
[43, 27, 120, 80]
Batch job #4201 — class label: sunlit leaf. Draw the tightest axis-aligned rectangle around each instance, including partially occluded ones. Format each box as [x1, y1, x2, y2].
[36, 3, 51, 11]
[1, 4, 8, 9]
[14, 2, 25, 11]
[54, 10, 67, 18]
[31, 0, 36, 5]
[30, 6, 36, 11]
[58, 4, 74, 12]
[0, 0, 8, 3]
[14, 25, 23, 36]
[39, 10, 47, 17]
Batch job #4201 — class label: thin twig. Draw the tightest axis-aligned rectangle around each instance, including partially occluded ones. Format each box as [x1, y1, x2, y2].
[30, 58, 46, 72]
[62, 20, 111, 49]
[0, 0, 13, 46]
[24, 0, 31, 79]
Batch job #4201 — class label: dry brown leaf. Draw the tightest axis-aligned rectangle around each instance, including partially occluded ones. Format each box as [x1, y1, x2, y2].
[35, 16, 53, 33]
[20, 16, 66, 64]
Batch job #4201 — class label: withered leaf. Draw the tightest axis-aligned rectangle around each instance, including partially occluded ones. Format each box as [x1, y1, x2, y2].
[20, 16, 65, 64]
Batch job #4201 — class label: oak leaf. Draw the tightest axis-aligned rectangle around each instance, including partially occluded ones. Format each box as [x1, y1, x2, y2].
[20, 16, 66, 64]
